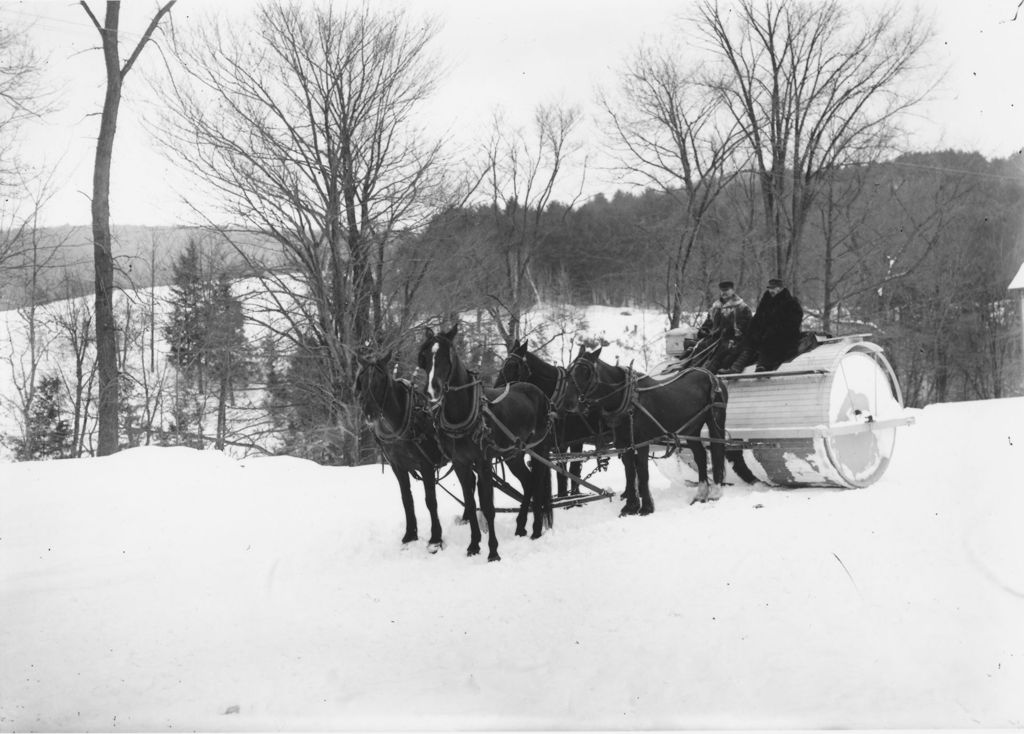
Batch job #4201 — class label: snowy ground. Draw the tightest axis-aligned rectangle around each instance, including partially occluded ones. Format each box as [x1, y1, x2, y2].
[2, 395, 1023, 731]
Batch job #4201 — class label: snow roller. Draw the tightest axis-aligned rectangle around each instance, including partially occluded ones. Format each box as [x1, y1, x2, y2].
[656, 331, 915, 488]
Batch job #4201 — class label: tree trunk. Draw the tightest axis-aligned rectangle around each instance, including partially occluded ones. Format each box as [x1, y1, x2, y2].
[88, 2, 124, 456]
[216, 373, 228, 450]
[83, 0, 177, 454]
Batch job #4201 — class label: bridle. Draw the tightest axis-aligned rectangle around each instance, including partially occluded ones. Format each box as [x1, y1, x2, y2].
[566, 355, 635, 420]
[356, 361, 413, 442]
[496, 352, 531, 386]
[421, 338, 485, 438]
[498, 350, 571, 412]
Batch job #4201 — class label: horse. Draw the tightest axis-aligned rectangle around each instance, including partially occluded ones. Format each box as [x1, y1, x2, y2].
[418, 324, 552, 561]
[561, 345, 730, 515]
[494, 339, 609, 498]
[354, 351, 452, 552]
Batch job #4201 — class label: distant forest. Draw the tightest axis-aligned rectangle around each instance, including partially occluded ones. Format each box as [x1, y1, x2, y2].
[410, 149, 1024, 408]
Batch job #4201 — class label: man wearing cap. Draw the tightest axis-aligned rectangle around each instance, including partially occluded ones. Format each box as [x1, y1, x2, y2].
[723, 277, 804, 373]
[690, 280, 752, 372]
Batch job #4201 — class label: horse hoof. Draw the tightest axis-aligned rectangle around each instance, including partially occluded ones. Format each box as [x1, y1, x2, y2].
[467, 545, 480, 556]
[530, 530, 543, 540]
[640, 505, 655, 516]
[488, 552, 501, 562]
[620, 503, 640, 517]
[402, 533, 418, 544]
[428, 541, 443, 554]
[515, 527, 527, 537]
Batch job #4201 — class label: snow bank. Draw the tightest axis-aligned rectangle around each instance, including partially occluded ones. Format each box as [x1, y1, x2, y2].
[2, 397, 1023, 730]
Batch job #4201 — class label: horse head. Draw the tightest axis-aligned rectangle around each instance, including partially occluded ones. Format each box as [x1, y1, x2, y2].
[417, 324, 460, 403]
[354, 350, 393, 422]
[494, 339, 531, 388]
[562, 344, 605, 413]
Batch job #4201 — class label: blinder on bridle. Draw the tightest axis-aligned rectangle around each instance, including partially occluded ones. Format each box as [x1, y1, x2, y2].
[497, 351, 531, 386]
[566, 355, 600, 412]
[354, 358, 392, 420]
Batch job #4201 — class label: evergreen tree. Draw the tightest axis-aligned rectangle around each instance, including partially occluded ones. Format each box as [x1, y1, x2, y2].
[10, 376, 72, 461]
[165, 239, 210, 389]
[164, 240, 252, 448]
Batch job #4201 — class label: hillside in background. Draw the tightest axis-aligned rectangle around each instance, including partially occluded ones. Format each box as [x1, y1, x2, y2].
[0, 225, 275, 309]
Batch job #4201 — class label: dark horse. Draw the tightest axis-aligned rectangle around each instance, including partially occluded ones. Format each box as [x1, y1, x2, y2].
[355, 351, 454, 551]
[418, 325, 552, 561]
[562, 345, 730, 515]
[494, 339, 609, 498]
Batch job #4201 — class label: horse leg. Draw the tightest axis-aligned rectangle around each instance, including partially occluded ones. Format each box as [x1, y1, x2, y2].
[477, 460, 501, 562]
[530, 450, 552, 539]
[708, 403, 730, 498]
[569, 441, 583, 496]
[636, 446, 654, 515]
[420, 462, 443, 552]
[392, 465, 417, 544]
[454, 464, 481, 556]
[620, 450, 641, 516]
[710, 435, 727, 498]
[556, 460, 568, 498]
[688, 439, 710, 504]
[505, 454, 533, 537]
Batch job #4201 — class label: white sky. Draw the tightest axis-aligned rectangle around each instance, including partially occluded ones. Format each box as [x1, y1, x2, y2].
[4, 0, 1024, 227]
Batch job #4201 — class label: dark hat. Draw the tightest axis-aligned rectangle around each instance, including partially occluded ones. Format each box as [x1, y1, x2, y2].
[767, 278, 784, 288]
[718, 280, 735, 290]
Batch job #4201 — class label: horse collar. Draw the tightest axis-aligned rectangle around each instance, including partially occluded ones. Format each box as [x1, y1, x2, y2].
[550, 366, 569, 410]
[489, 383, 513, 406]
[373, 381, 415, 441]
[603, 367, 637, 420]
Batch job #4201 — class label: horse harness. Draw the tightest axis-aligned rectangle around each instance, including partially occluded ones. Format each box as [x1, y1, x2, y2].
[429, 373, 552, 459]
[568, 357, 727, 453]
[503, 352, 570, 411]
[358, 366, 444, 474]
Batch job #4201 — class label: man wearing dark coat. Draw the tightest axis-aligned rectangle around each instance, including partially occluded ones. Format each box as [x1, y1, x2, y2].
[723, 277, 804, 373]
[688, 280, 752, 373]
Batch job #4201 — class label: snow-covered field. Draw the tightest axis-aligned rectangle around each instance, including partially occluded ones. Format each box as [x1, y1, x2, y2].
[2, 394, 1023, 730]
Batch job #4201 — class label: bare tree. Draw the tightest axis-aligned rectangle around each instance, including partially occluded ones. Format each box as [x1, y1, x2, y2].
[79, 0, 177, 456]
[154, 3, 450, 463]
[1, 220, 62, 458]
[0, 17, 52, 186]
[47, 271, 99, 457]
[601, 44, 746, 327]
[1, 17, 58, 295]
[481, 104, 586, 346]
[696, 0, 935, 289]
